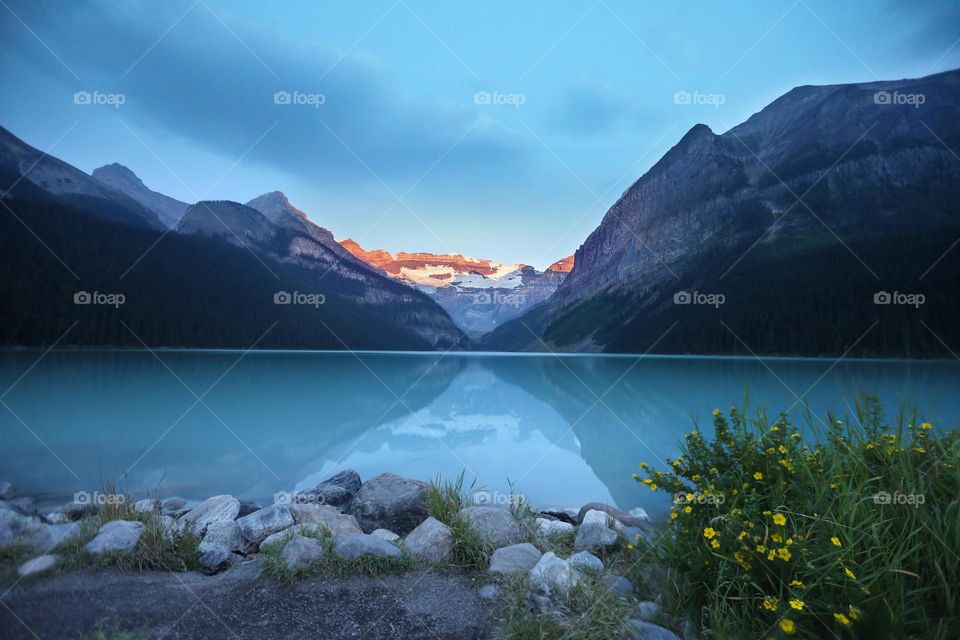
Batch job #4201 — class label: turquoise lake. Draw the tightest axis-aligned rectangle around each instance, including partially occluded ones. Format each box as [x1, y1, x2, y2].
[1, 350, 958, 516]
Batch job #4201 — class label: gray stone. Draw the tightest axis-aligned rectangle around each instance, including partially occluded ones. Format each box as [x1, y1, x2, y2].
[582, 508, 620, 529]
[529, 552, 581, 595]
[288, 504, 361, 535]
[348, 473, 428, 534]
[0, 481, 13, 501]
[161, 497, 187, 512]
[629, 507, 650, 522]
[569, 550, 604, 572]
[574, 522, 618, 551]
[297, 469, 362, 510]
[62, 501, 96, 521]
[199, 520, 246, 554]
[17, 554, 59, 577]
[604, 573, 635, 598]
[627, 620, 681, 640]
[280, 535, 326, 570]
[31, 522, 82, 553]
[199, 548, 241, 573]
[489, 543, 542, 574]
[577, 503, 648, 528]
[134, 498, 159, 513]
[236, 504, 294, 544]
[237, 500, 262, 518]
[479, 584, 498, 601]
[0, 509, 41, 549]
[536, 517, 574, 538]
[181, 495, 240, 535]
[258, 523, 324, 551]
[334, 533, 403, 560]
[9, 497, 35, 514]
[1, 510, 81, 553]
[458, 506, 524, 546]
[44, 512, 69, 524]
[403, 517, 453, 563]
[636, 601, 663, 622]
[371, 528, 400, 542]
[83, 520, 144, 555]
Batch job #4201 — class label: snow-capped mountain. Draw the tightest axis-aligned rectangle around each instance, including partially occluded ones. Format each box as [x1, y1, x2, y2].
[340, 238, 573, 338]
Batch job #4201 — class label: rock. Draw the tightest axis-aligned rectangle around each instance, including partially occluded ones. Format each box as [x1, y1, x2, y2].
[528, 591, 557, 614]
[280, 535, 326, 570]
[83, 520, 144, 555]
[0, 509, 41, 549]
[17, 554, 59, 577]
[569, 550, 604, 572]
[529, 552, 580, 595]
[44, 511, 69, 524]
[9, 497, 35, 514]
[371, 528, 400, 542]
[604, 573, 635, 598]
[297, 469, 362, 509]
[258, 523, 323, 551]
[199, 548, 241, 573]
[32, 522, 82, 553]
[199, 521, 246, 554]
[539, 508, 579, 524]
[236, 504, 294, 544]
[334, 533, 403, 560]
[536, 517, 574, 538]
[181, 495, 240, 535]
[479, 584, 498, 601]
[158, 515, 179, 541]
[636, 601, 663, 622]
[348, 473, 428, 534]
[629, 507, 650, 522]
[134, 498, 158, 513]
[0, 481, 14, 501]
[627, 620, 681, 640]
[1, 510, 81, 553]
[489, 543, 542, 574]
[237, 500, 262, 518]
[161, 497, 187, 512]
[574, 522, 618, 551]
[62, 501, 96, 521]
[582, 509, 620, 529]
[403, 517, 453, 563]
[577, 503, 648, 528]
[459, 506, 524, 546]
[288, 504, 361, 535]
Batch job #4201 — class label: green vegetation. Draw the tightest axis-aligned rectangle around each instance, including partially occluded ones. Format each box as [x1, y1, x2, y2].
[634, 398, 960, 639]
[425, 472, 493, 570]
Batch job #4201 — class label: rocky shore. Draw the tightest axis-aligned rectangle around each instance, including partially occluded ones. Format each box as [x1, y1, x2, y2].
[0, 473, 685, 640]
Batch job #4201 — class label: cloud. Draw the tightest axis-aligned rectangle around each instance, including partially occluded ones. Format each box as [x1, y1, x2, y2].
[0, 0, 527, 187]
[549, 79, 648, 135]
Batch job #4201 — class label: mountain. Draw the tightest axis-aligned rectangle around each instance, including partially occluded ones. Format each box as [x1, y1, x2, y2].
[0, 125, 164, 230]
[91, 163, 189, 228]
[483, 69, 960, 357]
[340, 238, 574, 338]
[0, 127, 466, 350]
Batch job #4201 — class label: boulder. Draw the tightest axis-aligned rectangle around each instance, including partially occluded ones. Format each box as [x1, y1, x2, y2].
[582, 509, 620, 529]
[181, 495, 240, 535]
[288, 504, 361, 535]
[577, 503, 648, 528]
[334, 533, 402, 560]
[569, 550, 604, 572]
[636, 601, 663, 622]
[258, 523, 324, 551]
[199, 520, 246, 554]
[236, 504, 294, 544]
[297, 470, 362, 509]
[1, 510, 81, 553]
[83, 520, 144, 555]
[538, 508, 579, 524]
[604, 573, 635, 598]
[161, 497, 187, 513]
[62, 501, 97, 521]
[348, 473, 428, 534]
[237, 500, 263, 518]
[626, 620, 681, 640]
[280, 535, 326, 570]
[134, 498, 159, 513]
[489, 543, 542, 574]
[9, 497, 35, 514]
[536, 517, 574, 538]
[459, 506, 524, 546]
[17, 554, 59, 577]
[403, 517, 453, 563]
[0, 481, 14, 501]
[479, 584, 498, 601]
[574, 522, 618, 551]
[529, 552, 580, 595]
[199, 548, 241, 573]
[44, 511, 69, 524]
[371, 528, 400, 542]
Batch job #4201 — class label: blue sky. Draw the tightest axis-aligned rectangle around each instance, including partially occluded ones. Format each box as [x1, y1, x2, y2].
[2, 0, 958, 268]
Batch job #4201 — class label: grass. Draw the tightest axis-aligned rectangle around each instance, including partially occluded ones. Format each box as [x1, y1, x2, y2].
[634, 397, 960, 639]
[425, 472, 493, 570]
[259, 527, 411, 584]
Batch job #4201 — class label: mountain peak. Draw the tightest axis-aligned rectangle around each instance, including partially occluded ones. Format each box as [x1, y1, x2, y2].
[246, 191, 308, 223]
[92, 163, 144, 186]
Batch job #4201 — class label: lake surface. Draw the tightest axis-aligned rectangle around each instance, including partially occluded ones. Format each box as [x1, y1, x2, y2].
[1, 350, 958, 516]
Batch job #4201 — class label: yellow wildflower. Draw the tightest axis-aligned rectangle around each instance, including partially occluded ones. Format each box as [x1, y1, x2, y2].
[844, 567, 856, 579]
[755, 544, 766, 553]
[831, 537, 842, 547]
[762, 596, 778, 611]
[777, 547, 792, 561]
[789, 579, 804, 588]
[788, 599, 804, 611]
[703, 527, 717, 539]
[848, 605, 860, 620]
[834, 613, 851, 626]
[778, 445, 788, 454]
[649, 483, 658, 491]
[920, 422, 932, 430]
[767, 550, 776, 561]
[780, 619, 796, 635]
[712, 408, 721, 416]
[670, 511, 678, 520]
[738, 531, 747, 541]
[683, 506, 692, 514]
[710, 539, 720, 549]
[771, 533, 782, 543]
[772, 513, 787, 526]
[753, 472, 763, 480]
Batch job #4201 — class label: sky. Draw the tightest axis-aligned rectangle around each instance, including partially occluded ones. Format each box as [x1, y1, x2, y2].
[2, 0, 959, 268]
